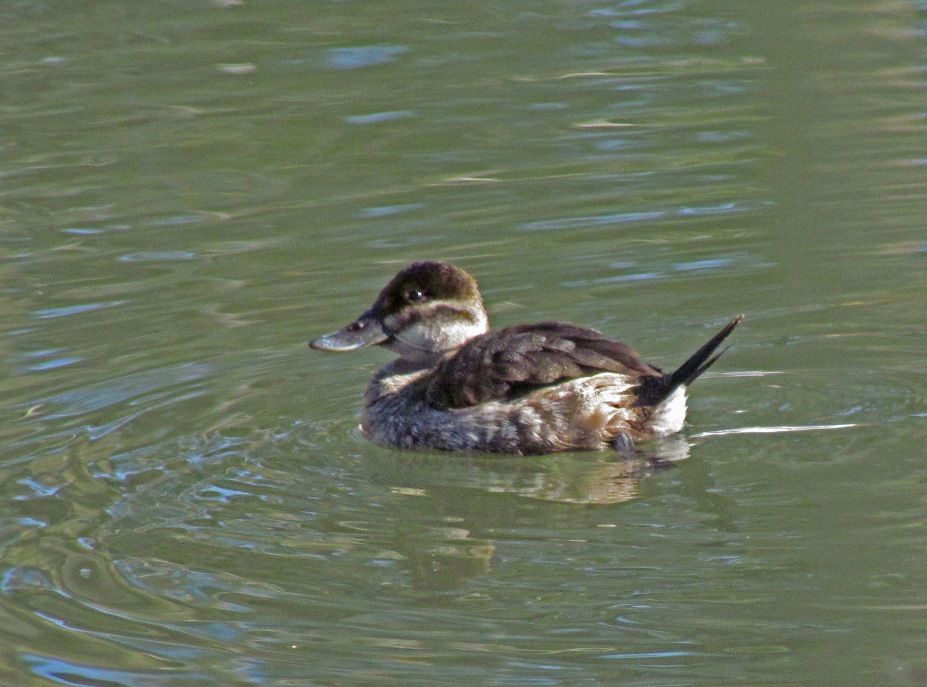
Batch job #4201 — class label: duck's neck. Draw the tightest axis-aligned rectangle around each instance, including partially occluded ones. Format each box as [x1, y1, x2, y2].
[365, 358, 435, 404]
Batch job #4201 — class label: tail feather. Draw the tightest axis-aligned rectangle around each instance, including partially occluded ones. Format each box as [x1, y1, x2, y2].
[635, 315, 743, 407]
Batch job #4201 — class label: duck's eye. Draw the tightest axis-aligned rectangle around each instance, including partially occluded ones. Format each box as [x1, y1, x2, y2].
[406, 289, 427, 302]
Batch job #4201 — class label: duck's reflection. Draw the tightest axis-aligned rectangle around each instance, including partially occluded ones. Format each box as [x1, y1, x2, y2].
[369, 435, 691, 507]
[364, 438, 693, 590]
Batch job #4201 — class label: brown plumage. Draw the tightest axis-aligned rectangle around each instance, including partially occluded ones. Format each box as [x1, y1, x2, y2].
[310, 261, 742, 454]
[425, 322, 663, 410]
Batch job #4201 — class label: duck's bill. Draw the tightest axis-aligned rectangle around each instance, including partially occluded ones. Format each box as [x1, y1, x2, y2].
[309, 312, 389, 352]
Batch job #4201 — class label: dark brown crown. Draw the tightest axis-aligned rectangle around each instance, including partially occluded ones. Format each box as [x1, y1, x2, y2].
[377, 261, 481, 314]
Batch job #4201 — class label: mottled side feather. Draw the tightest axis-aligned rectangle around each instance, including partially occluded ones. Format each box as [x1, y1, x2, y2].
[425, 322, 662, 410]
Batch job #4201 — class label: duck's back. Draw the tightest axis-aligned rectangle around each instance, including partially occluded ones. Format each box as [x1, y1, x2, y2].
[360, 323, 669, 454]
[424, 322, 662, 410]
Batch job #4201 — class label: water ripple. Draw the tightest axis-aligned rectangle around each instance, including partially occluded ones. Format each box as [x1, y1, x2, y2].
[32, 301, 126, 320]
[323, 45, 410, 70]
[33, 363, 214, 418]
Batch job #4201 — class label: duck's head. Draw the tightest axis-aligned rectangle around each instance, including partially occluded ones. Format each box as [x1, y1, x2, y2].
[310, 261, 489, 363]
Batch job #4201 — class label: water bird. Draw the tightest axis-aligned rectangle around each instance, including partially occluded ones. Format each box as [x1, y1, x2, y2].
[311, 261, 742, 455]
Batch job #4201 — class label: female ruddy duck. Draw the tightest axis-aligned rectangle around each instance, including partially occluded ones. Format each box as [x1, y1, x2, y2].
[311, 261, 742, 455]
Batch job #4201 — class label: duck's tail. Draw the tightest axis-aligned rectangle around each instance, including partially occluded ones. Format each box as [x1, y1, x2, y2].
[635, 315, 743, 407]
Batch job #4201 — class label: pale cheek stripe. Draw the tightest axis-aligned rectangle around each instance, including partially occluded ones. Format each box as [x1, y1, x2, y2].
[385, 301, 475, 327]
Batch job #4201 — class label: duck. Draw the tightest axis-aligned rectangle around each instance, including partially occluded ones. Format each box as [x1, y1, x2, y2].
[310, 261, 742, 455]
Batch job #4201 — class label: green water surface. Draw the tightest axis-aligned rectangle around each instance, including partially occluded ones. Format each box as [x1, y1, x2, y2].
[1, 1, 926, 686]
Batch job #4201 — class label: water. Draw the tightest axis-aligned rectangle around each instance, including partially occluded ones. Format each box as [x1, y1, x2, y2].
[2, 1, 926, 685]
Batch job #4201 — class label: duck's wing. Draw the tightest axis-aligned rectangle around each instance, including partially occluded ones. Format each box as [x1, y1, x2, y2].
[425, 322, 662, 410]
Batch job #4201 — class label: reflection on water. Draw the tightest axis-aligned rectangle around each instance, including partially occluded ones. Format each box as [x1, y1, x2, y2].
[366, 437, 692, 506]
[1, 0, 927, 685]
